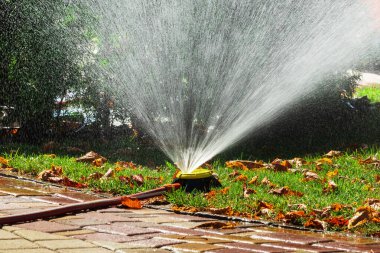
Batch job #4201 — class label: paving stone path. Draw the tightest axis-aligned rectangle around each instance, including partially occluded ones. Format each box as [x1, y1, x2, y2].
[0, 175, 379, 252]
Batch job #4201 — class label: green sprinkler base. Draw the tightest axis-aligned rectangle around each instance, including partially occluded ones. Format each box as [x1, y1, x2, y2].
[173, 168, 222, 192]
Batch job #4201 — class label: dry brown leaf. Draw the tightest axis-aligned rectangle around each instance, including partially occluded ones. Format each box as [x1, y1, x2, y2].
[325, 216, 349, 227]
[324, 150, 343, 158]
[359, 156, 380, 167]
[76, 151, 107, 164]
[257, 200, 274, 210]
[102, 168, 115, 178]
[347, 206, 373, 229]
[131, 174, 144, 186]
[195, 221, 237, 230]
[285, 211, 305, 221]
[269, 187, 303, 197]
[304, 219, 327, 230]
[228, 170, 241, 178]
[288, 204, 308, 210]
[87, 172, 104, 180]
[61, 177, 87, 188]
[172, 205, 199, 213]
[271, 158, 291, 172]
[323, 180, 338, 194]
[141, 196, 168, 205]
[303, 171, 319, 181]
[375, 175, 380, 183]
[208, 207, 234, 216]
[226, 160, 264, 170]
[261, 177, 277, 188]
[243, 183, 256, 198]
[115, 161, 137, 170]
[220, 187, 230, 195]
[330, 203, 344, 212]
[38, 166, 63, 181]
[288, 158, 308, 168]
[121, 197, 142, 209]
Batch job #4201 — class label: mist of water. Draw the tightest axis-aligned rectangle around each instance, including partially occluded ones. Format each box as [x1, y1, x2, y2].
[86, 0, 379, 173]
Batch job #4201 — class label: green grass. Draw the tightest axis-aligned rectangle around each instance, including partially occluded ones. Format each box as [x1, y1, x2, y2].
[1, 145, 379, 236]
[355, 86, 380, 103]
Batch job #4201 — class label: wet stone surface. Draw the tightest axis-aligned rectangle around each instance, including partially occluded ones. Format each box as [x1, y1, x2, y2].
[0, 175, 379, 253]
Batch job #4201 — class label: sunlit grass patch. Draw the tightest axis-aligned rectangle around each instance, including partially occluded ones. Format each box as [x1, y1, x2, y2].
[355, 85, 380, 103]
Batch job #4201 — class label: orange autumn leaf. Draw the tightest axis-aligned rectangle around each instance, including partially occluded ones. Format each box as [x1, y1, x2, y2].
[304, 219, 327, 230]
[330, 203, 344, 212]
[234, 174, 248, 182]
[316, 158, 333, 166]
[219, 187, 230, 195]
[61, 177, 87, 188]
[121, 197, 142, 209]
[257, 200, 274, 210]
[0, 156, 9, 167]
[285, 211, 305, 220]
[92, 158, 105, 167]
[375, 175, 380, 183]
[243, 183, 256, 198]
[248, 176, 259, 185]
[269, 186, 303, 197]
[325, 216, 349, 227]
[172, 205, 200, 213]
[275, 212, 286, 221]
[208, 206, 234, 216]
[205, 190, 217, 200]
[226, 160, 264, 170]
[372, 217, 380, 223]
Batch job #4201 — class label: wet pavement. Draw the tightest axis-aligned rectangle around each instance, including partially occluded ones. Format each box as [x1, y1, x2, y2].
[0, 175, 379, 252]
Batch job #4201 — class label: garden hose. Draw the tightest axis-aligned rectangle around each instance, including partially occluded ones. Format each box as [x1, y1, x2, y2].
[0, 183, 180, 225]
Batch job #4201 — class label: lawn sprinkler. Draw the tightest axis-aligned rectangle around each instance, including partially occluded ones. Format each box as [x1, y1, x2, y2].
[173, 168, 222, 192]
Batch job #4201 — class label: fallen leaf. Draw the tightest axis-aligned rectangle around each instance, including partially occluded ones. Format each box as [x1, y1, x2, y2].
[330, 203, 344, 212]
[261, 177, 277, 188]
[234, 174, 248, 182]
[121, 197, 142, 209]
[375, 175, 380, 183]
[348, 207, 372, 229]
[303, 171, 319, 181]
[226, 160, 264, 170]
[285, 211, 305, 221]
[87, 172, 104, 180]
[323, 180, 338, 194]
[275, 212, 286, 221]
[326, 169, 339, 178]
[172, 205, 200, 213]
[228, 170, 241, 178]
[102, 168, 115, 178]
[146, 176, 164, 184]
[92, 158, 105, 167]
[366, 199, 380, 211]
[131, 174, 144, 186]
[257, 200, 274, 210]
[288, 204, 308, 210]
[316, 158, 333, 166]
[208, 207, 234, 216]
[324, 150, 343, 158]
[141, 196, 169, 205]
[195, 221, 237, 229]
[61, 177, 87, 188]
[271, 158, 291, 172]
[248, 176, 259, 185]
[269, 186, 303, 197]
[325, 217, 349, 227]
[288, 158, 308, 168]
[76, 151, 107, 164]
[115, 161, 137, 169]
[0, 156, 9, 167]
[359, 156, 380, 167]
[220, 187, 230, 195]
[38, 166, 63, 181]
[304, 219, 327, 230]
[243, 183, 256, 198]
[119, 175, 131, 184]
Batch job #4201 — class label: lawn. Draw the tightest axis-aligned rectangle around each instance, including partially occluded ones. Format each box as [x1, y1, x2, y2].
[0, 145, 379, 236]
[355, 85, 380, 103]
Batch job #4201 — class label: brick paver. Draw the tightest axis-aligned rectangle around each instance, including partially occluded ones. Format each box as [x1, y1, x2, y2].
[0, 175, 379, 253]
